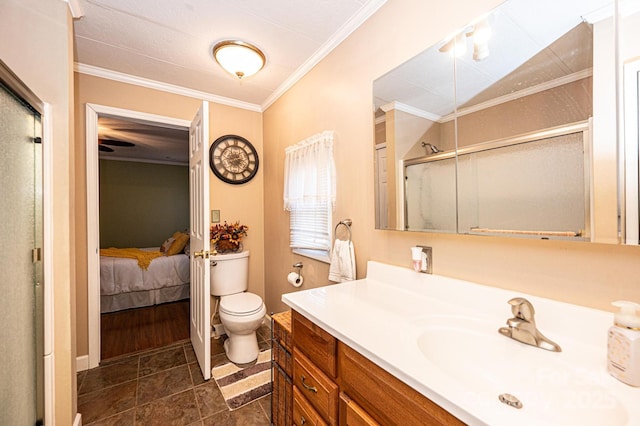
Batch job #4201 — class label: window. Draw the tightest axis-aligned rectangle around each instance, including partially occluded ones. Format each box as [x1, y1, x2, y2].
[283, 131, 336, 262]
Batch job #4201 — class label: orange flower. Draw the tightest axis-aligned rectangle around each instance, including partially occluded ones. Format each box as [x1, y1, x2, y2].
[210, 221, 249, 246]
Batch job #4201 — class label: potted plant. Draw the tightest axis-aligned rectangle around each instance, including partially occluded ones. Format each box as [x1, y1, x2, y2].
[210, 221, 248, 253]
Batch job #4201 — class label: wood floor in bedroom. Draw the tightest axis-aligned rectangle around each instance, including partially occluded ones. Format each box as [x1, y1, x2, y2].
[101, 300, 190, 360]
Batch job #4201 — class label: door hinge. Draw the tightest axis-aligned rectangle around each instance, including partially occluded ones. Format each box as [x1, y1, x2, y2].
[32, 247, 42, 262]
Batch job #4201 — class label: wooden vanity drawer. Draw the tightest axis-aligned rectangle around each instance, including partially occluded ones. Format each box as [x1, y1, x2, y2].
[339, 392, 380, 426]
[338, 343, 465, 426]
[293, 348, 339, 425]
[293, 386, 328, 426]
[292, 310, 337, 377]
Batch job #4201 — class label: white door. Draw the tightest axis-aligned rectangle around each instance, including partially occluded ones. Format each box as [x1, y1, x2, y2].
[189, 101, 211, 380]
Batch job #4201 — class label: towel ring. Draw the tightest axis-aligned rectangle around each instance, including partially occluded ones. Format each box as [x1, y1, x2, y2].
[334, 219, 352, 243]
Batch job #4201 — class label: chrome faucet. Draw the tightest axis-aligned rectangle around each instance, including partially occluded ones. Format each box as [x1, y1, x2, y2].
[498, 297, 561, 352]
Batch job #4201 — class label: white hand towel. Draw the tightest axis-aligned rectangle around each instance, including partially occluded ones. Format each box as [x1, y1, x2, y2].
[328, 239, 356, 282]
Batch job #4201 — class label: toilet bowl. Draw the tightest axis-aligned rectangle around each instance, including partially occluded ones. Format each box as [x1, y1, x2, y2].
[219, 292, 267, 364]
[210, 250, 266, 364]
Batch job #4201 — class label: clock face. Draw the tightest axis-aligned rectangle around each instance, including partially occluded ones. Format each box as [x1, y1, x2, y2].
[209, 135, 259, 184]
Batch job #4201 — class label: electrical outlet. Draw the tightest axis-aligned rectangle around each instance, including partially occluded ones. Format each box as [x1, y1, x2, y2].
[211, 210, 220, 223]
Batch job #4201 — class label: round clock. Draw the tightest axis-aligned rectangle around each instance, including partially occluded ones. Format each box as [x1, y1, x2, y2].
[209, 135, 259, 184]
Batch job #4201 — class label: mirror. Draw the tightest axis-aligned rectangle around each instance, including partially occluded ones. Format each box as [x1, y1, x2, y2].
[622, 0, 640, 244]
[374, 0, 624, 243]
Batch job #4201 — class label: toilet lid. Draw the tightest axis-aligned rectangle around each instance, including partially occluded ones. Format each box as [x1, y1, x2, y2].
[220, 293, 264, 316]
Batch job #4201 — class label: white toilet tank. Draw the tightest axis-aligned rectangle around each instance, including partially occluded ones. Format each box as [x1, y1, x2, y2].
[210, 250, 249, 296]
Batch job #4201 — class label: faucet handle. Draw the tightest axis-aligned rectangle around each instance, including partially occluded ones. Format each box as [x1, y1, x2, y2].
[507, 297, 535, 321]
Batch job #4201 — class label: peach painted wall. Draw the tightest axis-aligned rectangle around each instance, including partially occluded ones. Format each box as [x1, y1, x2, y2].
[262, 0, 640, 315]
[74, 73, 264, 357]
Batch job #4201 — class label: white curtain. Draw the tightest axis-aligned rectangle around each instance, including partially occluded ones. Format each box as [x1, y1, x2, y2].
[283, 130, 336, 211]
[283, 131, 336, 252]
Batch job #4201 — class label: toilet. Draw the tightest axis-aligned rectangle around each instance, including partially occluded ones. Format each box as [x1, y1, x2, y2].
[210, 250, 266, 364]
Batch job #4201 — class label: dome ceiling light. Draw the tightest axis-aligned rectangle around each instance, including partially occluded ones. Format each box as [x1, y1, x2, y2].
[212, 40, 266, 80]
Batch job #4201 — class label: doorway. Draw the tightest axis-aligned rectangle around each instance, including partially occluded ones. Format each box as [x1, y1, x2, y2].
[85, 104, 192, 367]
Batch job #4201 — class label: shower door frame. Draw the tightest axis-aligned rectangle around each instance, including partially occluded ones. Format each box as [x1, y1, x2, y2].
[0, 59, 54, 425]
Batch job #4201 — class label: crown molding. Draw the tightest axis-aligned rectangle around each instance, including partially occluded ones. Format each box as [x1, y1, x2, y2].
[439, 68, 593, 122]
[75, 63, 263, 112]
[380, 101, 442, 122]
[64, 0, 84, 19]
[260, 0, 388, 111]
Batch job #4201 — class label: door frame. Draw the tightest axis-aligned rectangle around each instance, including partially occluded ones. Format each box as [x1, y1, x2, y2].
[85, 104, 191, 369]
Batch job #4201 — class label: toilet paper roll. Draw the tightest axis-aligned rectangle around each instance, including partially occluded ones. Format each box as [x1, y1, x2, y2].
[287, 271, 303, 287]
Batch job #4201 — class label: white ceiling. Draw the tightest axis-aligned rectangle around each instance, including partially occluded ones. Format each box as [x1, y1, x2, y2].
[74, 0, 387, 111]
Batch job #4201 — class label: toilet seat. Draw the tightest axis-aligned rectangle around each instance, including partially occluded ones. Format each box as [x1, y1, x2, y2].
[220, 292, 264, 316]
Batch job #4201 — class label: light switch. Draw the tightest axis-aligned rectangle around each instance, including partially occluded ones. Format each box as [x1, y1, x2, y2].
[211, 210, 220, 223]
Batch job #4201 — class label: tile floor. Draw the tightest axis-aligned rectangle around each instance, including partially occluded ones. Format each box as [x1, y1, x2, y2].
[77, 324, 272, 425]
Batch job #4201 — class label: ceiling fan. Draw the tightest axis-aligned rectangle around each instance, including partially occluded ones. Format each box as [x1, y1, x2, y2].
[98, 138, 136, 153]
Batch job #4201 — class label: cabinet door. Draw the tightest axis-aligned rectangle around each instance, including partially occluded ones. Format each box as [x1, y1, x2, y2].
[339, 392, 380, 426]
[338, 343, 465, 426]
[292, 310, 337, 377]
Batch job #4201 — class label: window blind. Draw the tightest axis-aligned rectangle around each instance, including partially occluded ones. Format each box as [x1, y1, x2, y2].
[284, 131, 335, 255]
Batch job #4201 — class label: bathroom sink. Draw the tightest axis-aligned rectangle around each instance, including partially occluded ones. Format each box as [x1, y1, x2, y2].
[416, 316, 628, 425]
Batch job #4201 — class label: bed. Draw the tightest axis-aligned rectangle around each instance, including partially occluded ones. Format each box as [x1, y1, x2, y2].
[100, 247, 190, 313]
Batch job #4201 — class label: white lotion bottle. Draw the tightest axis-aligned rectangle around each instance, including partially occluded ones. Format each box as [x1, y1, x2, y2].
[607, 300, 640, 387]
[410, 247, 422, 272]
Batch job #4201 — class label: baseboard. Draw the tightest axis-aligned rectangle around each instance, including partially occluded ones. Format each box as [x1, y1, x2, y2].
[76, 354, 89, 372]
[73, 412, 82, 426]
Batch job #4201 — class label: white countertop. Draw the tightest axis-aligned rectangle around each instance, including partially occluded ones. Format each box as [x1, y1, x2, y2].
[282, 261, 640, 426]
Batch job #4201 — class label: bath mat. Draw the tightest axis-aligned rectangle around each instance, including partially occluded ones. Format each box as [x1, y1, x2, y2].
[211, 349, 272, 410]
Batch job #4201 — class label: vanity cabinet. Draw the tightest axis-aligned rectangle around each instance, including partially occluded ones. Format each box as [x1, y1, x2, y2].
[271, 311, 293, 426]
[291, 310, 464, 426]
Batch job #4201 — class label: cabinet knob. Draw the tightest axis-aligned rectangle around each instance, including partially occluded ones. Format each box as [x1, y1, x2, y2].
[300, 415, 306, 425]
[301, 375, 318, 393]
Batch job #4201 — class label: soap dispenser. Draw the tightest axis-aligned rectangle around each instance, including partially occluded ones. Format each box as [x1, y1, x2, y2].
[607, 300, 640, 387]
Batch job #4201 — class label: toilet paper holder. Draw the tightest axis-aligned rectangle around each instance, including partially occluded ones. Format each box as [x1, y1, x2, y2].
[293, 262, 303, 281]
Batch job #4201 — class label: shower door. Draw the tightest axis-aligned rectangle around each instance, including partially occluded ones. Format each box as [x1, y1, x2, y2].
[0, 65, 44, 425]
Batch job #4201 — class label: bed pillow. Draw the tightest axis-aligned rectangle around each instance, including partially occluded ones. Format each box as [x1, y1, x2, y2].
[165, 231, 190, 256]
[160, 237, 175, 253]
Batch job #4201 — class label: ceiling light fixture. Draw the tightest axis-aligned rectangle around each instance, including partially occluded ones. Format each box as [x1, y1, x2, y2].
[212, 40, 266, 80]
[439, 19, 492, 61]
[439, 33, 467, 58]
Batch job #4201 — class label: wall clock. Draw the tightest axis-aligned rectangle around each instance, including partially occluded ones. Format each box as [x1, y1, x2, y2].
[209, 134, 259, 184]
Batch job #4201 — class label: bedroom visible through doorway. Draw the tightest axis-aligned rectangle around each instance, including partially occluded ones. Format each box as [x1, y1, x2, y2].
[86, 105, 193, 367]
[98, 114, 190, 359]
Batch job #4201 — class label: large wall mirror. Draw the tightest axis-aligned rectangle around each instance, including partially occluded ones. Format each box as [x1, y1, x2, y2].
[374, 0, 640, 244]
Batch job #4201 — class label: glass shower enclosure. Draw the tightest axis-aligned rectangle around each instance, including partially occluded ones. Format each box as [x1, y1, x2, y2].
[0, 60, 44, 425]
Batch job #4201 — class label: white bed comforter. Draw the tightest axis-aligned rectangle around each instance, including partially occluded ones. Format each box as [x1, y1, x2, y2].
[100, 247, 190, 296]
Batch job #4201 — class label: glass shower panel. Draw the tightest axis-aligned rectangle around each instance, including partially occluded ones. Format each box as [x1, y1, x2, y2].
[404, 157, 457, 232]
[457, 132, 587, 239]
[0, 82, 42, 425]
